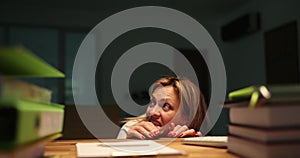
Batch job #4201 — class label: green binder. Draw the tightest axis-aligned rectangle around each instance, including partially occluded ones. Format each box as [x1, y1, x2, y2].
[0, 98, 64, 150]
[228, 84, 300, 108]
[0, 46, 64, 78]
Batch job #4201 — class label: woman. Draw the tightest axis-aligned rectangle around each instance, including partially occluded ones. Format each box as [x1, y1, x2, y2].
[117, 76, 207, 139]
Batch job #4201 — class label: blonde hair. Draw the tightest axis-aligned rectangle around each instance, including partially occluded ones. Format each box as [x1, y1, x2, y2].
[122, 76, 207, 131]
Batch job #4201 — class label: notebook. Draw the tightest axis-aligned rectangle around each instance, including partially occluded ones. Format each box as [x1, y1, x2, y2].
[182, 136, 228, 148]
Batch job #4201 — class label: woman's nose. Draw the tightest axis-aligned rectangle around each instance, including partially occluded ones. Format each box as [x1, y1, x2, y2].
[149, 105, 161, 116]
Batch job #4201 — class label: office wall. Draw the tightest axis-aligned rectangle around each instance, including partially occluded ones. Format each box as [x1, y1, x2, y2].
[65, 32, 87, 105]
[203, 0, 300, 135]
[212, 0, 300, 91]
[0, 1, 229, 105]
[1, 1, 298, 93]
[0, 27, 4, 45]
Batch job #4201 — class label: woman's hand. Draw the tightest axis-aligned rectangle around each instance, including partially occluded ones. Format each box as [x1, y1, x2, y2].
[127, 121, 160, 139]
[166, 123, 201, 138]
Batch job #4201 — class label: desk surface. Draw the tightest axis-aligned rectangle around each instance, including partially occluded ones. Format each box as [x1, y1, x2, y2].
[44, 138, 239, 158]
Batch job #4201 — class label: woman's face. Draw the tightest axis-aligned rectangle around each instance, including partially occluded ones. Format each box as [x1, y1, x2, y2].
[146, 85, 187, 127]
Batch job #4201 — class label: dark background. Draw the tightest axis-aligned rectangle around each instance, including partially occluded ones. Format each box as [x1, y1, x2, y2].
[1, 0, 299, 138]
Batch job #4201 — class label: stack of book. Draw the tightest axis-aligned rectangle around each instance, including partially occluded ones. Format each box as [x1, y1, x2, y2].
[0, 46, 65, 158]
[225, 85, 300, 158]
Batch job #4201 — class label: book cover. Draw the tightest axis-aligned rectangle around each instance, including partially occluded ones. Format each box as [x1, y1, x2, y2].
[0, 46, 64, 78]
[0, 99, 64, 150]
[227, 84, 300, 108]
[228, 124, 300, 143]
[0, 78, 52, 104]
[228, 103, 300, 128]
[228, 136, 300, 158]
[0, 133, 62, 158]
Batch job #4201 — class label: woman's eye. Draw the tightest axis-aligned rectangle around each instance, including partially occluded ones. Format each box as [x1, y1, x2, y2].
[162, 103, 171, 111]
[149, 101, 156, 107]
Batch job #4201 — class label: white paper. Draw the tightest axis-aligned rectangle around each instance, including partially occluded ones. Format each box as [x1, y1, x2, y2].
[76, 140, 184, 157]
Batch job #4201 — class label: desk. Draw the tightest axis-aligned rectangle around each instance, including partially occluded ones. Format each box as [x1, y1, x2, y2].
[44, 139, 239, 158]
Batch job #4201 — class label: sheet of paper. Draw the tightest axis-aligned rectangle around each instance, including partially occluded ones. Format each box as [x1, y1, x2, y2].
[76, 140, 185, 157]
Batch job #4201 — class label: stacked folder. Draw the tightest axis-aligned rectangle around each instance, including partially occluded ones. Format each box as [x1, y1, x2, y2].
[0, 46, 65, 157]
[225, 85, 300, 158]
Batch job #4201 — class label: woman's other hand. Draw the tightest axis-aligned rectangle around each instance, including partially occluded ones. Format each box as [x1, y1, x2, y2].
[167, 123, 202, 138]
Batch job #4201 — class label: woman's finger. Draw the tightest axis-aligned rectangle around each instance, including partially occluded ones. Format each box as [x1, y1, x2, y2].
[168, 122, 175, 131]
[167, 125, 188, 137]
[127, 129, 146, 140]
[140, 121, 160, 133]
[135, 125, 153, 138]
[178, 129, 198, 137]
[136, 122, 159, 138]
[139, 122, 160, 138]
[173, 125, 184, 133]
[127, 122, 159, 139]
[172, 125, 189, 137]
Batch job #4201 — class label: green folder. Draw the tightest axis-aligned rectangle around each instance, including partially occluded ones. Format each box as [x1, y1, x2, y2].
[0, 46, 64, 78]
[228, 84, 300, 108]
[0, 98, 64, 150]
